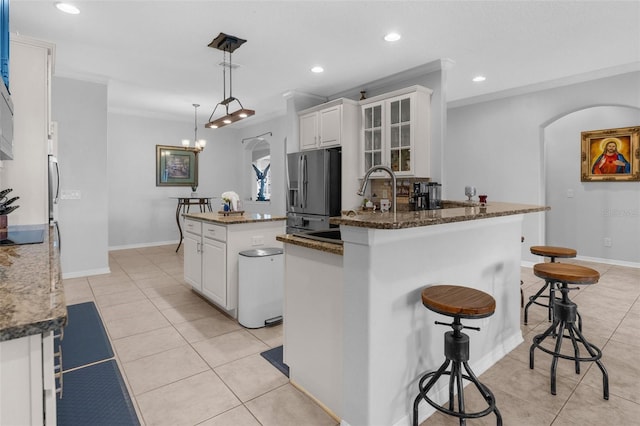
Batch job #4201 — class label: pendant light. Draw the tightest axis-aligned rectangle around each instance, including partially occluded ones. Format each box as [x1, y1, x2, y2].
[182, 103, 206, 153]
[205, 33, 255, 129]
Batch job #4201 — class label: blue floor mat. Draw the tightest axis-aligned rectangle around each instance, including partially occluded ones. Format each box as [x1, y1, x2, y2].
[260, 345, 289, 378]
[57, 360, 139, 426]
[59, 302, 113, 370]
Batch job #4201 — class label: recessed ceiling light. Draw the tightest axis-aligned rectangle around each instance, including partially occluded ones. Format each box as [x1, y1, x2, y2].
[55, 2, 80, 14]
[384, 32, 401, 42]
[472, 75, 486, 83]
[311, 66, 324, 73]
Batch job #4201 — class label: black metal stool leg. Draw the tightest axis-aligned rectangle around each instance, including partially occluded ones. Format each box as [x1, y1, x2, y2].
[524, 281, 549, 324]
[529, 317, 559, 370]
[550, 320, 566, 395]
[413, 321, 500, 426]
[413, 360, 451, 426]
[571, 323, 610, 400]
[530, 284, 608, 399]
[548, 281, 556, 322]
[448, 362, 457, 411]
[566, 325, 581, 374]
[524, 280, 558, 325]
[462, 361, 503, 425]
[453, 364, 465, 425]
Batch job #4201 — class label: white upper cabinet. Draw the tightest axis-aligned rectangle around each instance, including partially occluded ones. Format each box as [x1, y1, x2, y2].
[4, 35, 55, 225]
[298, 98, 358, 151]
[299, 111, 319, 150]
[360, 85, 432, 177]
[318, 105, 341, 147]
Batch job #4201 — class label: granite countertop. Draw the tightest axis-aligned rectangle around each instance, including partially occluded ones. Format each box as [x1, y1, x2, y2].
[0, 225, 67, 342]
[183, 212, 286, 225]
[276, 234, 344, 256]
[330, 201, 549, 229]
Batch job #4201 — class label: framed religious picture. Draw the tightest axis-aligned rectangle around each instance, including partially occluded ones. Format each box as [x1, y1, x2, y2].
[156, 145, 198, 187]
[581, 126, 640, 182]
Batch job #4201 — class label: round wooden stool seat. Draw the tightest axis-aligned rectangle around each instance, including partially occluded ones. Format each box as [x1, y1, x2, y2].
[421, 285, 496, 319]
[530, 246, 577, 259]
[533, 263, 599, 285]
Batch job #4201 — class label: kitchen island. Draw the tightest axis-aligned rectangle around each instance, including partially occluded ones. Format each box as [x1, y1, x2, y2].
[277, 202, 548, 426]
[0, 224, 66, 425]
[182, 212, 286, 318]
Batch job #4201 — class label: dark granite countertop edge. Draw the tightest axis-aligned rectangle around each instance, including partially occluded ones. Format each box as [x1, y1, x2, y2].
[276, 234, 344, 256]
[0, 315, 67, 342]
[183, 212, 287, 225]
[330, 204, 549, 229]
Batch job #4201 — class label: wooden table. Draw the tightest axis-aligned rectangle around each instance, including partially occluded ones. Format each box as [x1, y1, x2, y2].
[171, 197, 213, 252]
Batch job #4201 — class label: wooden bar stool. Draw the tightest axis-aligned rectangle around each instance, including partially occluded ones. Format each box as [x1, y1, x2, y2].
[524, 246, 577, 325]
[529, 263, 609, 399]
[413, 285, 502, 426]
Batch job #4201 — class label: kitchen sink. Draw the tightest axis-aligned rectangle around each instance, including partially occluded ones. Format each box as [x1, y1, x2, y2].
[294, 229, 342, 244]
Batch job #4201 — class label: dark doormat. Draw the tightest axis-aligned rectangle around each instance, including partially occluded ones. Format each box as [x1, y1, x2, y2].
[56, 359, 140, 426]
[58, 302, 114, 370]
[260, 345, 289, 378]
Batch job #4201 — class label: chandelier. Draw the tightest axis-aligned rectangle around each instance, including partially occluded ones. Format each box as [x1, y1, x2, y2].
[205, 33, 255, 129]
[182, 103, 206, 153]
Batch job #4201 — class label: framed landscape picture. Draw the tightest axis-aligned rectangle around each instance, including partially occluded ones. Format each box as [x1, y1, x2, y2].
[581, 126, 640, 182]
[156, 145, 198, 187]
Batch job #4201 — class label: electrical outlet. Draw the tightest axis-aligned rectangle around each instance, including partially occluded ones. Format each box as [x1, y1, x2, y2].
[251, 236, 264, 246]
[567, 189, 574, 198]
[603, 237, 612, 247]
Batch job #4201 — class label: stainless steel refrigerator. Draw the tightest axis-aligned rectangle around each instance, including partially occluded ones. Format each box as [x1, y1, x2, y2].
[286, 148, 341, 233]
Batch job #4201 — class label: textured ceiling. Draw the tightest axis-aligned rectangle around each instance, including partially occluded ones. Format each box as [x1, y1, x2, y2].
[10, 0, 640, 125]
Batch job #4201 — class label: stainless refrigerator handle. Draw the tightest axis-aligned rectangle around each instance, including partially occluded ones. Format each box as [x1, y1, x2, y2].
[285, 152, 291, 208]
[54, 160, 60, 204]
[302, 154, 307, 209]
[296, 155, 303, 208]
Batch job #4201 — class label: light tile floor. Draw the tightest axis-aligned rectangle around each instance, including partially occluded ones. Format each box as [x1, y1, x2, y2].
[63, 245, 640, 425]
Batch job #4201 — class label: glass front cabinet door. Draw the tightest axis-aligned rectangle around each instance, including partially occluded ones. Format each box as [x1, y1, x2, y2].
[363, 102, 382, 171]
[360, 85, 432, 177]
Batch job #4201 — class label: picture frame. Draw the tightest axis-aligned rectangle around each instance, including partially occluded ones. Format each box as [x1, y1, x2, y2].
[580, 126, 640, 182]
[156, 145, 198, 187]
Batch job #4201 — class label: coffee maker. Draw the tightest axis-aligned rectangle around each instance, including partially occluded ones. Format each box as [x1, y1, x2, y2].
[412, 182, 441, 210]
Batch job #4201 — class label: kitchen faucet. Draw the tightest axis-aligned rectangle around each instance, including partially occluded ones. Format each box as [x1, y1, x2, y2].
[357, 165, 397, 216]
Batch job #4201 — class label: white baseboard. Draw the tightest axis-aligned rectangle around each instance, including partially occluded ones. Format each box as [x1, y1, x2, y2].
[62, 267, 111, 279]
[108, 240, 178, 252]
[575, 255, 640, 269]
[522, 256, 639, 269]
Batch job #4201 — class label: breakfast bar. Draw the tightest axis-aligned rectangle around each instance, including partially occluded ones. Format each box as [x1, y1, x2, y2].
[278, 202, 548, 426]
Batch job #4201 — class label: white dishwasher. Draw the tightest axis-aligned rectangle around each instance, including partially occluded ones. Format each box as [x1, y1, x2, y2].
[237, 248, 284, 328]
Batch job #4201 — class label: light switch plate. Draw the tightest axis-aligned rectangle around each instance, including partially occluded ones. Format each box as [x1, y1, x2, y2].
[60, 190, 81, 200]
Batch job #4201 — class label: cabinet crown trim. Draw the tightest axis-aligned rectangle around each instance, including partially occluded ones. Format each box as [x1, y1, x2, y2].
[298, 97, 359, 116]
[359, 85, 432, 106]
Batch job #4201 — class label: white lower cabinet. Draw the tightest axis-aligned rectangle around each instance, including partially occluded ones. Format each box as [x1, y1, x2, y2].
[0, 331, 56, 426]
[202, 232, 227, 306]
[183, 225, 202, 291]
[183, 217, 285, 318]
